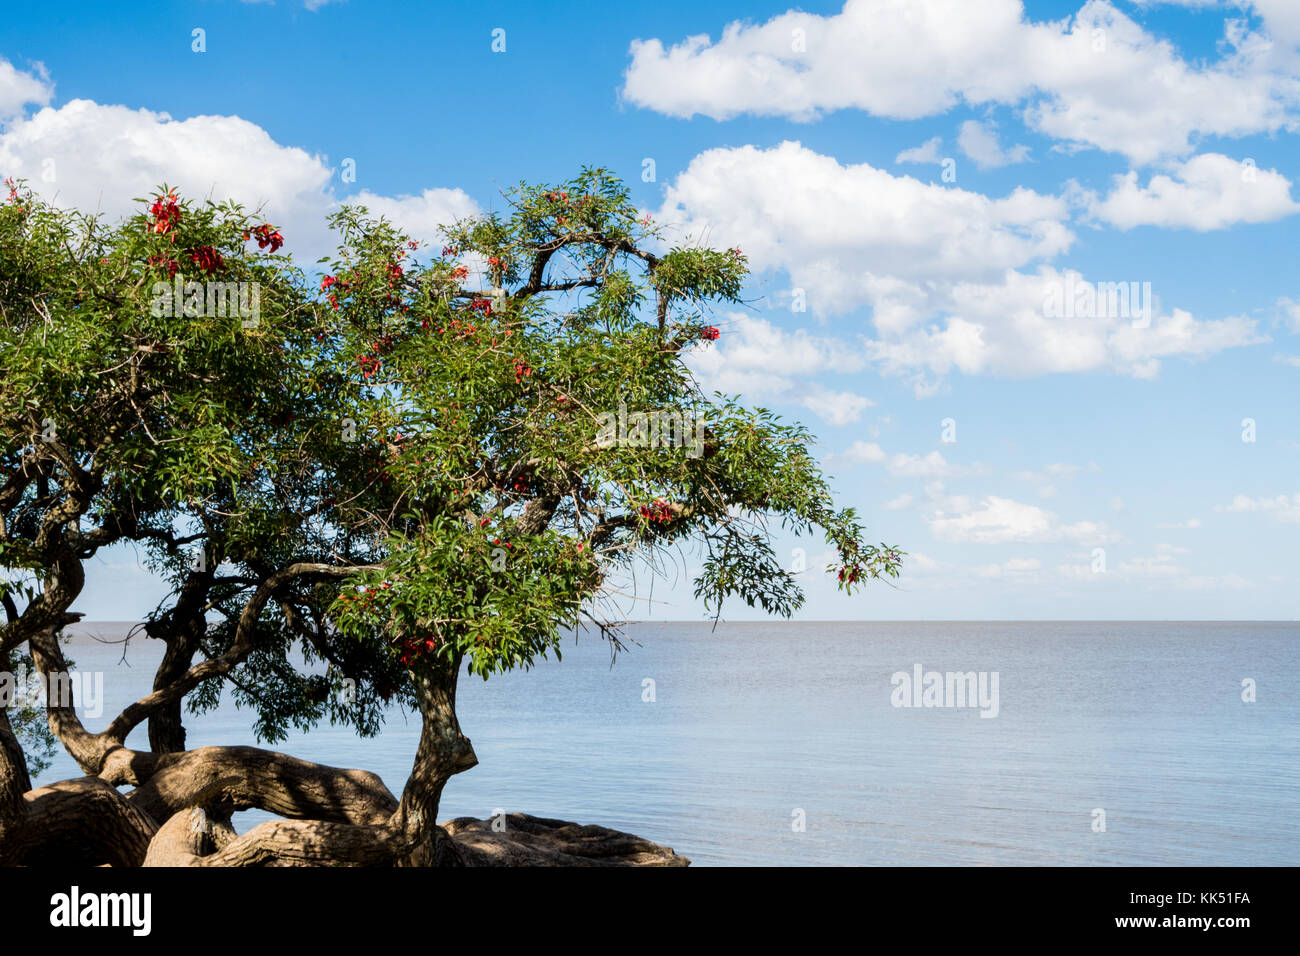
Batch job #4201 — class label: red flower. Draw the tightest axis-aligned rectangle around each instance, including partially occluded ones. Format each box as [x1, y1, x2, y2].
[487, 256, 500, 267]
[248, 223, 284, 253]
[188, 246, 223, 275]
[320, 275, 337, 291]
[450, 265, 469, 280]
[147, 255, 179, 277]
[149, 190, 180, 234]
[638, 499, 675, 524]
[701, 326, 720, 341]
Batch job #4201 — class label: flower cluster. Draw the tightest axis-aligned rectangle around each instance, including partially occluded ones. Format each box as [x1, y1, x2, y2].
[245, 223, 285, 253]
[700, 326, 720, 341]
[188, 245, 223, 275]
[440, 317, 478, 337]
[512, 358, 532, 384]
[638, 499, 675, 524]
[837, 565, 861, 584]
[147, 255, 179, 277]
[150, 190, 180, 234]
[398, 633, 439, 668]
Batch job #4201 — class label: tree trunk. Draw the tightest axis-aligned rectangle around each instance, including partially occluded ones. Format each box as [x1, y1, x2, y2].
[146, 632, 198, 754]
[392, 656, 478, 864]
[0, 703, 29, 841]
[144, 569, 213, 754]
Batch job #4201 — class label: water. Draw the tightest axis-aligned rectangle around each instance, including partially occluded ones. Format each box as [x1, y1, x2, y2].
[27, 621, 1300, 866]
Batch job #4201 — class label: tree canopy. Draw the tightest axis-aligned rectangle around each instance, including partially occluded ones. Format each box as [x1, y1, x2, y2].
[0, 169, 901, 866]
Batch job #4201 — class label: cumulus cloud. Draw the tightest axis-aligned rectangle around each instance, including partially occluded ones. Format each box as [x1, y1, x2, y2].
[957, 119, 1030, 169]
[865, 267, 1265, 390]
[1217, 493, 1300, 522]
[895, 136, 944, 164]
[622, 0, 1300, 164]
[657, 141, 1073, 314]
[0, 96, 478, 262]
[1085, 153, 1300, 230]
[974, 557, 1041, 578]
[686, 313, 873, 425]
[655, 142, 1264, 390]
[0, 57, 52, 123]
[927, 495, 1120, 544]
[825, 442, 978, 477]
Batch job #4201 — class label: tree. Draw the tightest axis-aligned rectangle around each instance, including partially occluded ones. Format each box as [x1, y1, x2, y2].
[0, 170, 902, 866]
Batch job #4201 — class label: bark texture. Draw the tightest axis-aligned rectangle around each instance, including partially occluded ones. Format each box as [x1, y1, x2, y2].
[445, 813, 691, 867]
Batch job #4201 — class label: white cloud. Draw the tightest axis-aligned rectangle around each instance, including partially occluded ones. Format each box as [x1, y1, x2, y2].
[1278, 297, 1300, 332]
[886, 450, 971, 478]
[865, 267, 1265, 391]
[657, 142, 1263, 389]
[895, 136, 943, 164]
[901, 551, 944, 575]
[658, 141, 1073, 316]
[799, 386, 874, 426]
[927, 495, 1120, 544]
[1157, 517, 1203, 528]
[0, 97, 478, 263]
[349, 187, 481, 246]
[1217, 493, 1300, 522]
[826, 442, 976, 477]
[1013, 461, 1097, 481]
[622, 0, 1300, 164]
[687, 313, 873, 425]
[957, 119, 1030, 169]
[0, 57, 52, 123]
[974, 557, 1041, 577]
[1085, 153, 1300, 230]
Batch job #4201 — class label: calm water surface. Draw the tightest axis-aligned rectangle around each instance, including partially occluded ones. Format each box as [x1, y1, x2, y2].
[33, 621, 1300, 866]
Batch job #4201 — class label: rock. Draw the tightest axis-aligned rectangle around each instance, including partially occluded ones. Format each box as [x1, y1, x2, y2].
[441, 812, 690, 867]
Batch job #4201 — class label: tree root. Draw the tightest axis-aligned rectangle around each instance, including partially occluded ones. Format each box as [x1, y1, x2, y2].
[2, 776, 158, 867]
[126, 746, 399, 826]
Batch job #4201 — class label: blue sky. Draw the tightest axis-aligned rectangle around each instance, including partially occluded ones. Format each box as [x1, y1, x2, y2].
[2, 0, 1297, 620]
